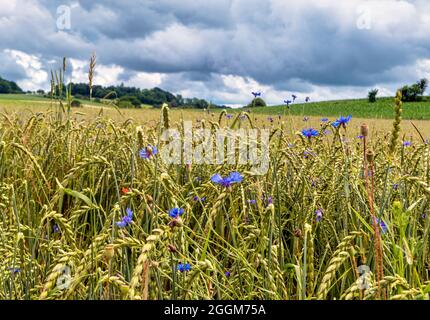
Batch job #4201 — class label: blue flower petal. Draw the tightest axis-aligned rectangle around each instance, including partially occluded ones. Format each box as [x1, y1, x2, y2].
[211, 174, 223, 184]
[228, 172, 243, 183]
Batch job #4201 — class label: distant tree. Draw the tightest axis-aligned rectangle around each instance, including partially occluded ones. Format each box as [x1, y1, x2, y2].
[37, 89, 45, 95]
[401, 78, 428, 102]
[418, 78, 428, 95]
[247, 97, 267, 108]
[71, 83, 90, 96]
[368, 89, 378, 103]
[0, 81, 11, 93]
[176, 94, 184, 105]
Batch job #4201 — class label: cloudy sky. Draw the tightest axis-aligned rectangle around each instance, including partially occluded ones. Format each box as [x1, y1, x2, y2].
[1, 0, 430, 106]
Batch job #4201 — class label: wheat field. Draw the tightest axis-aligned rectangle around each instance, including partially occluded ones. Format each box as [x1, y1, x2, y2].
[1, 93, 430, 300]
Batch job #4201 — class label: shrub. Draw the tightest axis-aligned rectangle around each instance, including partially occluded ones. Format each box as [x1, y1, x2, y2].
[119, 96, 141, 108]
[129, 97, 141, 108]
[71, 99, 82, 107]
[117, 100, 134, 109]
[247, 97, 267, 108]
[368, 89, 378, 103]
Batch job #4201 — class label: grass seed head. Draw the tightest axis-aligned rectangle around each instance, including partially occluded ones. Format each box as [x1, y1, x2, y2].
[361, 123, 369, 137]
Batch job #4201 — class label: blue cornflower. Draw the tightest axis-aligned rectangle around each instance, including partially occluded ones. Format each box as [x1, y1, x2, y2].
[315, 209, 323, 222]
[301, 128, 319, 139]
[292, 94, 297, 101]
[332, 115, 352, 128]
[211, 172, 243, 188]
[116, 208, 133, 228]
[375, 218, 388, 234]
[226, 114, 233, 119]
[177, 263, 191, 272]
[139, 145, 158, 159]
[53, 224, 60, 233]
[8, 267, 20, 274]
[169, 207, 184, 219]
[305, 97, 310, 103]
[284, 100, 292, 106]
[225, 271, 231, 277]
[380, 221, 387, 234]
[247, 199, 256, 204]
[393, 183, 399, 190]
[261, 195, 273, 205]
[303, 149, 316, 158]
[321, 118, 329, 122]
[357, 135, 364, 139]
[193, 196, 206, 202]
[252, 92, 261, 98]
[403, 141, 412, 147]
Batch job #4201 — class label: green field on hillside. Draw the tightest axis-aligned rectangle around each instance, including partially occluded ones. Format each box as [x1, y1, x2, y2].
[0, 94, 49, 101]
[248, 97, 430, 120]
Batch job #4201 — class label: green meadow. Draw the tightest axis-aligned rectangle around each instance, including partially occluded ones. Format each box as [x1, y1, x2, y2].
[249, 97, 430, 120]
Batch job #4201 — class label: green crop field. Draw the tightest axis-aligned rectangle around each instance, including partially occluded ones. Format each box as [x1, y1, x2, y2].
[248, 97, 430, 120]
[0, 94, 49, 101]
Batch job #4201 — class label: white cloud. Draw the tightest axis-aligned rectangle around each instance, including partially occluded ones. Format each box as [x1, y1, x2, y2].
[417, 59, 430, 79]
[126, 72, 165, 89]
[69, 58, 124, 86]
[3, 49, 48, 91]
[69, 58, 164, 89]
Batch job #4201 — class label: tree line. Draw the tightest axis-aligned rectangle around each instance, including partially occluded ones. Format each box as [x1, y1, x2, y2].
[0, 77, 23, 94]
[55, 82, 224, 109]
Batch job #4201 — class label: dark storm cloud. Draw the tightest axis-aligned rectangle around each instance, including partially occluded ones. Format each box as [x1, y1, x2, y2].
[1, 0, 430, 102]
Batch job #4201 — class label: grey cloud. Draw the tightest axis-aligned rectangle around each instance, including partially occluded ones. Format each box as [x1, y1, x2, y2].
[1, 0, 430, 104]
[0, 52, 28, 80]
